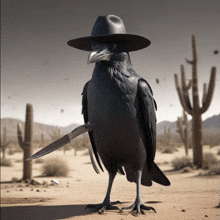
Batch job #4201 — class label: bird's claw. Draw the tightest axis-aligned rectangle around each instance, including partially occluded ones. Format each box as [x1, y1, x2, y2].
[120, 203, 156, 216]
[85, 201, 121, 214]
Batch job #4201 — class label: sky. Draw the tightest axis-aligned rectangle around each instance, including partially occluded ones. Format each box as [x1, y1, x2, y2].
[1, 0, 220, 127]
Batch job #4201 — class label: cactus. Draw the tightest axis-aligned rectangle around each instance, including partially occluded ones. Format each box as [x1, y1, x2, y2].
[17, 103, 33, 181]
[1, 127, 10, 159]
[39, 133, 45, 146]
[174, 35, 216, 168]
[41, 133, 44, 143]
[164, 126, 171, 146]
[176, 110, 189, 156]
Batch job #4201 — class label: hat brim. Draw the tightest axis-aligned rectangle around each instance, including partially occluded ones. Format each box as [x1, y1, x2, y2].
[67, 34, 151, 52]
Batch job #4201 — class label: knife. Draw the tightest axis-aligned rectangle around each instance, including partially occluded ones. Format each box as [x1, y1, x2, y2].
[26, 123, 100, 173]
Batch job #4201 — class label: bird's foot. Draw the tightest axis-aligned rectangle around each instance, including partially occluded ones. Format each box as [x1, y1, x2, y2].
[85, 200, 121, 214]
[120, 202, 156, 216]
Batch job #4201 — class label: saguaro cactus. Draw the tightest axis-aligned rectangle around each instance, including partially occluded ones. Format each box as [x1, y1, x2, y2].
[174, 35, 216, 168]
[41, 133, 44, 144]
[17, 103, 34, 181]
[164, 126, 171, 146]
[1, 127, 10, 159]
[176, 110, 189, 156]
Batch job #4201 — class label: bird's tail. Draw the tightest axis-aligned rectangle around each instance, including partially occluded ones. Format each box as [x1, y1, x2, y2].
[141, 162, 170, 186]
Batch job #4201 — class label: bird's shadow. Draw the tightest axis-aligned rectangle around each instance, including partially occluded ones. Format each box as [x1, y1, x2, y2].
[1, 204, 92, 220]
[1, 201, 158, 219]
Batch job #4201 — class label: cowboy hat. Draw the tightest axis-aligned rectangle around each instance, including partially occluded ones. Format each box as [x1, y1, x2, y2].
[67, 15, 151, 52]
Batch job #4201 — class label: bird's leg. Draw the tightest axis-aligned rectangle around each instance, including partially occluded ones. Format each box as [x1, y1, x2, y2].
[120, 170, 156, 216]
[85, 172, 120, 214]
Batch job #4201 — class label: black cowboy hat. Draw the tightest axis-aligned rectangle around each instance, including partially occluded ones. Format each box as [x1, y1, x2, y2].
[67, 15, 151, 52]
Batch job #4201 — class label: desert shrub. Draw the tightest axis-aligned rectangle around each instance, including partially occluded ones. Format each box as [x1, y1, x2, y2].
[161, 146, 175, 154]
[11, 177, 20, 182]
[206, 163, 220, 175]
[171, 156, 193, 170]
[8, 147, 22, 155]
[8, 148, 15, 155]
[0, 158, 13, 167]
[35, 158, 44, 164]
[202, 152, 218, 169]
[41, 156, 69, 177]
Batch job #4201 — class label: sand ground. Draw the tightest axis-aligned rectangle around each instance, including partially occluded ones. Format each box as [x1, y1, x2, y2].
[1, 146, 219, 220]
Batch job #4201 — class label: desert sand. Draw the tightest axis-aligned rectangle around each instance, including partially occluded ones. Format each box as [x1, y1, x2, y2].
[1, 146, 219, 220]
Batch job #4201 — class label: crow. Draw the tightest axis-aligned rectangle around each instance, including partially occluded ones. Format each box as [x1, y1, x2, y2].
[67, 15, 170, 215]
[80, 42, 170, 215]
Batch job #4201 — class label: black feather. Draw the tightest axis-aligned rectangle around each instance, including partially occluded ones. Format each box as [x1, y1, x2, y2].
[82, 81, 104, 172]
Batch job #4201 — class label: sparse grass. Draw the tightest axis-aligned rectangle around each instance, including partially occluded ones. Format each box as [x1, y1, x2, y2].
[0, 158, 13, 167]
[202, 152, 218, 169]
[171, 156, 193, 170]
[41, 156, 69, 177]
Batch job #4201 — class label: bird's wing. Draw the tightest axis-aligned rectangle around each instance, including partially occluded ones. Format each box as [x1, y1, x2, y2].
[137, 78, 157, 169]
[82, 81, 104, 172]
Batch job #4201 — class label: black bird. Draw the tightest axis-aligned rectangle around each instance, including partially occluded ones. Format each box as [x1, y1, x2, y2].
[68, 15, 170, 215]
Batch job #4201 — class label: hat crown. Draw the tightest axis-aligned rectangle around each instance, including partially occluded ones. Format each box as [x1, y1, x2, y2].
[67, 15, 151, 52]
[91, 15, 126, 36]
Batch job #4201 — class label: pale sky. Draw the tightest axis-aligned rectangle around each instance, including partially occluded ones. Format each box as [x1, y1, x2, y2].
[1, 0, 220, 126]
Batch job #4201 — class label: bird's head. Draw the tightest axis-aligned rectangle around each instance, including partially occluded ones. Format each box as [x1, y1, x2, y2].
[88, 42, 130, 65]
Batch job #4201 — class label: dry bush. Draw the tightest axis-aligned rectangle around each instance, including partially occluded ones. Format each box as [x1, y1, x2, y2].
[41, 156, 69, 177]
[206, 163, 220, 175]
[11, 177, 20, 182]
[8, 148, 15, 155]
[35, 158, 44, 164]
[1, 158, 13, 167]
[161, 145, 176, 154]
[8, 145, 23, 155]
[202, 152, 218, 169]
[171, 156, 193, 170]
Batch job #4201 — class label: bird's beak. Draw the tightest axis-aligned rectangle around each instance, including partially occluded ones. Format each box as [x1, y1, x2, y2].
[88, 48, 112, 64]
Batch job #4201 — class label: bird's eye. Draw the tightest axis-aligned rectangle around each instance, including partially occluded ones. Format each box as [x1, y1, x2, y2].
[110, 44, 117, 50]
